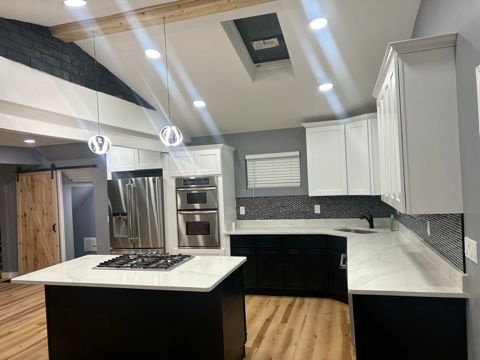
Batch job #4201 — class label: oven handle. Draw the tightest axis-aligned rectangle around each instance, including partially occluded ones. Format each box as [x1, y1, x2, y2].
[176, 187, 217, 191]
[177, 210, 218, 214]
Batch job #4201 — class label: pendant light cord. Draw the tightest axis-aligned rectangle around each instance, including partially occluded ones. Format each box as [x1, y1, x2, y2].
[92, 31, 101, 134]
[163, 17, 172, 124]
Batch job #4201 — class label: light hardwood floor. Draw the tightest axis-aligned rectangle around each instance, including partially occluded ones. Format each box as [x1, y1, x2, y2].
[0, 284, 353, 360]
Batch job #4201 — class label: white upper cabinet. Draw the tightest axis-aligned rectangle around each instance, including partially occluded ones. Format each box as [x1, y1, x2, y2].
[304, 114, 379, 197]
[107, 146, 162, 178]
[373, 34, 463, 214]
[345, 119, 373, 195]
[168, 145, 231, 177]
[306, 124, 347, 196]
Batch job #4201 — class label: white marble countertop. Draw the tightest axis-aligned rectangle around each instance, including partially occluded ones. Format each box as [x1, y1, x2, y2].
[12, 255, 246, 292]
[226, 220, 467, 298]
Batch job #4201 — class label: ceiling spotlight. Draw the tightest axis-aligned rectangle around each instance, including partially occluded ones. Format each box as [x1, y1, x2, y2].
[193, 100, 206, 108]
[309, 17, 328, 30]
[318, 83, 333, 92]
[63, 0, 87, 7]
[24, 139, 36, 144]
[145, 49, 161, 59]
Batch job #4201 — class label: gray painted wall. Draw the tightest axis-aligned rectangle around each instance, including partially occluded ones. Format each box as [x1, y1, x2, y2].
[413, 1, 480, 358]
[0, 145, 44, 165]
[190, 128, 308, 197]
[0, 166, 18, 272]
[71, 185, 95, 258]
[61, 175, 75, 260]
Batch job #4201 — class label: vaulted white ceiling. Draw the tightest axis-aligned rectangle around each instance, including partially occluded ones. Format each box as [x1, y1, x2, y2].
[0, 0, 420, 137]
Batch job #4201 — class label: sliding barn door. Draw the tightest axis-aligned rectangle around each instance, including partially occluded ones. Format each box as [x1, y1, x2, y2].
[17, 171, 60, 273]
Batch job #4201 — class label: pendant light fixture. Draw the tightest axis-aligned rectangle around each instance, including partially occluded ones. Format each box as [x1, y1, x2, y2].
[159, 17, 183, 147]
[88, 31, 112, 155]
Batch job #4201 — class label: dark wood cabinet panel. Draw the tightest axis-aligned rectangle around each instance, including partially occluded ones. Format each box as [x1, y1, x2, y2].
[230, 247, 257, 289]
[284, 248, 307, 290]
[306, 248, 330, 292]
[353, 295, 467, 360]
[256, 247, 283, 289]
[230, 235, 347, 302]
[330, 250, 348, 302]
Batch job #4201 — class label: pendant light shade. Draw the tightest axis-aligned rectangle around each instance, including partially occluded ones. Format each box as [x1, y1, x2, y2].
[160, 17, 183, 147]
[88, 31, 112, 155]
[159, 125, 183, 147]
[88, 134, 112, 154]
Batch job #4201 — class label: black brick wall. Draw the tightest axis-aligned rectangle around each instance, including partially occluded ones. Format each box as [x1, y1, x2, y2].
[0, 17, 154, 110]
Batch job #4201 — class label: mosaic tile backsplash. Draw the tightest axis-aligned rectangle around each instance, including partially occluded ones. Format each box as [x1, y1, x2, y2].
[235, 195, 465, 272]
[236, 195, 394, 220]
[395, 213, 464, 272]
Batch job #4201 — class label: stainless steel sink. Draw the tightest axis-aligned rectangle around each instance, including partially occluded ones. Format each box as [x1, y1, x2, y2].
[334, 228, 377, 234]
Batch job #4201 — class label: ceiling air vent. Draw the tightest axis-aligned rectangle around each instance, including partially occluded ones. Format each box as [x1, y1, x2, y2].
[222, 13, 293, 81]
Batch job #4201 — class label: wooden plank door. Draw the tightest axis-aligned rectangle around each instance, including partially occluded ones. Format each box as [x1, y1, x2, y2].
[17, 171, 60, 273]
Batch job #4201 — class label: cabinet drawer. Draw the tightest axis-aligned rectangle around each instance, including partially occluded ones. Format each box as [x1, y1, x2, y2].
[255, 236, 282, 247]
[284, 235, 329, 248]
[230, 236, 256, 248]
[329, 236, 347, 251]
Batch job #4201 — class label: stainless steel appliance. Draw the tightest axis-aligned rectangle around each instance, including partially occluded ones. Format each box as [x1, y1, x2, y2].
[95, 253, 192, 271]
[108, 169, 165, 253]
[176, 176, 220, 248]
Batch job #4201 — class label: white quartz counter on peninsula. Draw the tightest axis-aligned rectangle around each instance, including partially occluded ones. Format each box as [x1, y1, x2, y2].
[12, 255, 246, 292]
[226, 220, 467, 298]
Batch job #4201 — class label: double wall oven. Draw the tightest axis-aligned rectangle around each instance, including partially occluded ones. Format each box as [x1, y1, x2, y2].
[176, 176, 220, 249]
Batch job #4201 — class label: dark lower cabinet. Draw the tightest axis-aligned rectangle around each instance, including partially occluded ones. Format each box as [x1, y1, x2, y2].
[284, 248, 307, 290]
[353, 295, 467, 360]
[305, 248, 330, 292]
[330, 250, 348, 302]
[230, 235, 347, 302]
[256, 247, 283, 289]
[230, 247, 256, 289]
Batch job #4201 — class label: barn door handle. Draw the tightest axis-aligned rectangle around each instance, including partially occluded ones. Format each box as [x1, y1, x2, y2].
[52, 223, 57, 233]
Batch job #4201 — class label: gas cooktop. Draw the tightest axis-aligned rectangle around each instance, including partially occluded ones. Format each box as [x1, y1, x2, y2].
[95, 253, 193, 271]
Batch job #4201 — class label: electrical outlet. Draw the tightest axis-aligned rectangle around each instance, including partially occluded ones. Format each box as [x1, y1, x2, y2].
[465, 237, 478, 264]
[427, 221, 431, 236]
[314, 205, 321, 214]
[239, 206, 245, 215]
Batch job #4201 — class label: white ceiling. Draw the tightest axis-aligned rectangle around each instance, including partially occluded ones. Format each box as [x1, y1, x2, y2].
[0, 0, 421, 138]
[0, 129, 77, 147]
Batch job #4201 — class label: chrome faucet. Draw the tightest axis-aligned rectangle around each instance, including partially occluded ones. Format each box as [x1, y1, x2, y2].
[360, 213, 375, 229]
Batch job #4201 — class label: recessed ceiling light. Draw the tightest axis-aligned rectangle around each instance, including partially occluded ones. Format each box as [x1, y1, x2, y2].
[318, 83, 333, 92]
[193, 100, 206, 108]
[63, 0, 87, 7]
[24, 139, 36, 144]
[145, 49, 161, 59]
[309, 17, 328, 30]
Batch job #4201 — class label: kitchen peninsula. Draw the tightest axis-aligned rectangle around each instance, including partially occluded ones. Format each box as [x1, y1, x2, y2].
[12, 255, 246, 360]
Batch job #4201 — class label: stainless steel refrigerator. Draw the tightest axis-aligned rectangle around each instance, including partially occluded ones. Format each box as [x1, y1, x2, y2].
[107, 169, 165, 253]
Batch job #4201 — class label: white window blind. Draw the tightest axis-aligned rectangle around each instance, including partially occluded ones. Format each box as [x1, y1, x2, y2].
[246, 151, 301, 189]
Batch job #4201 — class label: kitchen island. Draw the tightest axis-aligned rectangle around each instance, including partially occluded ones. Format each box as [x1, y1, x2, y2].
[12, 255, 247, 360]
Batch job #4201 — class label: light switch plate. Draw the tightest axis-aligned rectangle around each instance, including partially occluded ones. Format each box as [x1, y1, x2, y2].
[314, 205, 321, 214]
[465, 237, 478, 264]
[239, 206, 245, 215]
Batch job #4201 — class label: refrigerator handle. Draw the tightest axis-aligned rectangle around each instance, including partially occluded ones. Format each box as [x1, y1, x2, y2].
[130, 183, 139, 243]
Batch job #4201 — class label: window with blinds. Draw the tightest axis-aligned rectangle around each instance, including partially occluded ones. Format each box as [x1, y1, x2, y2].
[246, 151, 301, 189]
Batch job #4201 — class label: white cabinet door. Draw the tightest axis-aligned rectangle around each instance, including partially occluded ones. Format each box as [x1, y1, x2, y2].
[195, 150, 221, 175]
[136, 149, 162, 170]
[345, 119, 372, 195]
[306, 124, 347, 196]
[377, 61, 405, 212]
[107, 146, 136, 178]
[169, 152, 196, 177]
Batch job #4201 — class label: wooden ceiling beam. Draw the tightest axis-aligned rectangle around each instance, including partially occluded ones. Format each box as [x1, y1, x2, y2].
[50, 0, 275, 42]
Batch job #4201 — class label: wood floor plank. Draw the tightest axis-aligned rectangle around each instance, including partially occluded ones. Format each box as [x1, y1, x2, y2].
[0, 284, 353, 360]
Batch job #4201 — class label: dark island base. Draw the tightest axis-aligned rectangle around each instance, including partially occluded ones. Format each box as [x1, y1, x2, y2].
[353, 294, 467, 360]
[44, 268, 246, 360]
